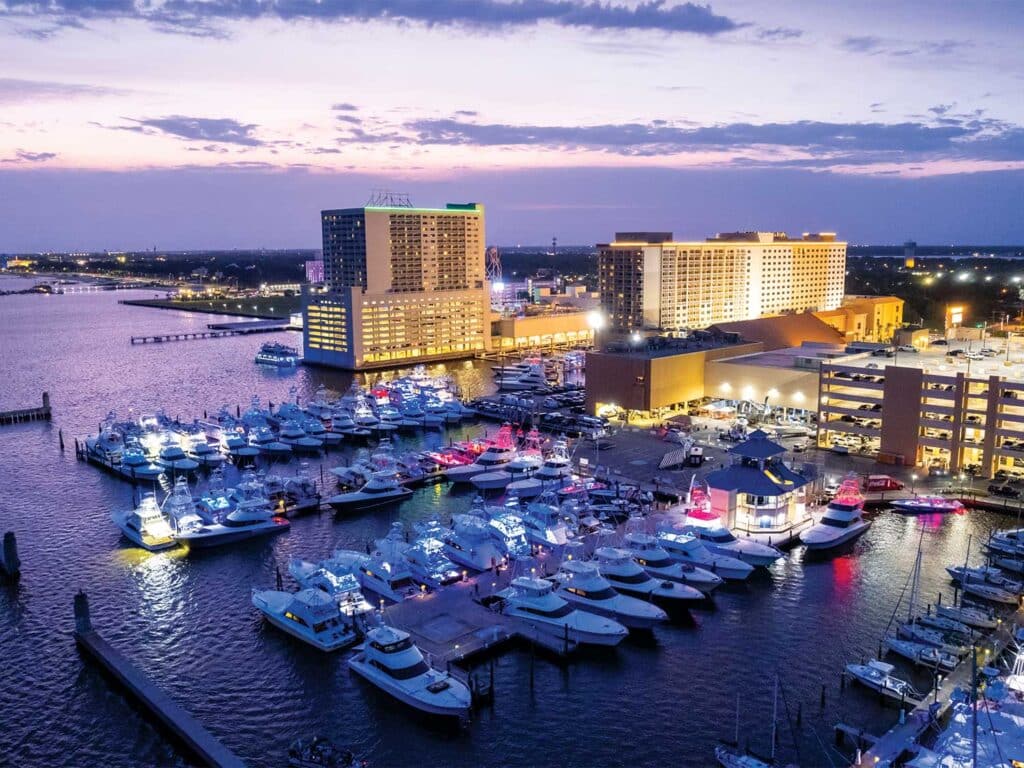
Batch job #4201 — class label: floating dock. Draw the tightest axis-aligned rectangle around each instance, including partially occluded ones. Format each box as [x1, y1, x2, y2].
[0, 392, 51, 425]
[73, 592, 246, 768]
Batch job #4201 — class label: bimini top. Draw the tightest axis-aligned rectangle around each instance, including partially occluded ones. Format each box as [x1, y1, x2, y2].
[728, 429, 786, 460]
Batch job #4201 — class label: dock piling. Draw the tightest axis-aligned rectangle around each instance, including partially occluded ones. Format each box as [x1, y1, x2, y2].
[822, 683, 828, 708]
[59, 429, 65, 451]
[1, 532, 21, 581]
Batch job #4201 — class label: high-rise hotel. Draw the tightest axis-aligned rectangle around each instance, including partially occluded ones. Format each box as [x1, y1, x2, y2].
[303, 202, 491, 369]
[597, 231, 846, 332]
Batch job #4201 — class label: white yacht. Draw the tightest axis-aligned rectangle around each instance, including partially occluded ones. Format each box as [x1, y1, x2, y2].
[682, 515, 783, 568]
[549, 560, 667, 630]
[186, 431, 225, 467]
[287, 558, 376, 618]
[443, 513, 507, 571]
[111, 493, 178, 551]
[594, 547, 704, 605]
[326, 472, 413, 514]
[534, 440, 573, 484]
[496, 576, 628, 646]
[656, 529, 753, 581]
[935, 601, 998, 630]
[173, 475, 289, 548]
[623, 531, 723, 594]
[444, 441, 517, 483]
[355, 553, 420, 603]
[486, 510, 532, 561]
[120, 439, 165, 480]
[251, 426, 292, 457]
[278, 420, 323, 453]
[251, 588, 360, 651]
[845, 660, 924, 705]
[404, 523, 463, 588]
[348, 625, 472, 718]
[520, 497, 572, 548]
[800, 475, 871, 551]
[883, 636, 957, 672]
[495, 364, 549, 390]
[157, 435, 199, 473]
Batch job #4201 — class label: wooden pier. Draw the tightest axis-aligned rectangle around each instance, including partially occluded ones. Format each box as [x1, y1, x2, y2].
[73, 592, 246, 768]
[131, 326, 283, 344]
[0, 392, 51, 425]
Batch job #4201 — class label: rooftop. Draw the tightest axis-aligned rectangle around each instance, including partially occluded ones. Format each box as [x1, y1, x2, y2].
[705, 460, 809, 495]
[709, 313, 846, 352]
[729, 429, 787, 459]
[603, 231, 842, 246]
[592, 331, 758, 359]
[713, 342, 856, 370]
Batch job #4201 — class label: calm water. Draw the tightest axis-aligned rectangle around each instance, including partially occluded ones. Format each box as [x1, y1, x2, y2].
[0, 275, 1013, 767]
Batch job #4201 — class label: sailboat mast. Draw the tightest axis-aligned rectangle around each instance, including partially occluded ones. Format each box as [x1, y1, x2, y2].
[734, 693, 740, 746]
[770, 675, 779, 761]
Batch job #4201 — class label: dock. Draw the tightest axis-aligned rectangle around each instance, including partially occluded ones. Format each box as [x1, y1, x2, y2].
[73, 592, 246, 768]
[130, 324, 286, 344]
[0, 392, 51, 425]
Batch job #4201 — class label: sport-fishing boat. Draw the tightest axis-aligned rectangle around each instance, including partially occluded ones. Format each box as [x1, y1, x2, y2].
[548, 560, 667, 630]
[681, 489, 783, 567]
[304, 385, 335, 420]
[157, 434, 200, 473]
[251, 425, 292, 457]
[278, 420, 323, 453]
[594, 546, 704, 605]
[444, 438, 517, 483]
[534, 440, 573, 485]
[255, 342, 301, 367]
[496, 576, 629, 646]
[844, 660, 924, 706]
[656, 528, 753, 581]
[404, 522, 462, 588]
[326, 472, 413, 514]
[348, 625, 472, 718]
[520, 496, 572, 548]
[299, 415, 342, 447]
[800, 475, 871, 551]
[251, 587, 360, 651]
[173, 474, 289, 548]
[287, 558, 376, 620]
[111, 493, 178, 551]
[883, 636, 958, 672]
[443, 513, 507, 572]
[120, 438, 164, 481]
[623, 531, 723, 594]
[485, 509, 532, 561]
[188, 435, 225, 467]
[891, 496, 965, 514]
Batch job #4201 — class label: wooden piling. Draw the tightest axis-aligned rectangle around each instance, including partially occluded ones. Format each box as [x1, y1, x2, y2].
[1, 532, 20, 581]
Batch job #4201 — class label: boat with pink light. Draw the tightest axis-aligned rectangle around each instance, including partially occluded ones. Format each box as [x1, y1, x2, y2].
[891, 496, 965, 514]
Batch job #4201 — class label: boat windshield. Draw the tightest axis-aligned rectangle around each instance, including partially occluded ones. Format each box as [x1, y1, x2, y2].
[637, 556, 673, 569]
[566, 586, 616, 601]
[370, 658, 430, 680]
[607, 570, 650, 584]
[821, 517, 853, 528]
[370, 637, 413, 654]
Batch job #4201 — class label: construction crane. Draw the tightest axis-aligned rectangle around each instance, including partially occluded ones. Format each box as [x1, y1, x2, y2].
[485, 246, 502, 285]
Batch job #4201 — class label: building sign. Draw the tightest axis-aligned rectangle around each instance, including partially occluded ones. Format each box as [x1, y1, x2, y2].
[945, 304, 965, 329]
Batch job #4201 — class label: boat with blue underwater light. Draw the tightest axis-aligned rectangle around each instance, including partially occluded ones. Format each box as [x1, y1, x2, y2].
[255, 342, 301, 367]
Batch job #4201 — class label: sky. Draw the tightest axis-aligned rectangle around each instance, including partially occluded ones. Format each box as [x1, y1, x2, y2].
[1, 0, 1024, 250]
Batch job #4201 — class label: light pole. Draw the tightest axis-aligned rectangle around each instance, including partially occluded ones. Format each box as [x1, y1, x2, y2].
[911, 473, 918, 495]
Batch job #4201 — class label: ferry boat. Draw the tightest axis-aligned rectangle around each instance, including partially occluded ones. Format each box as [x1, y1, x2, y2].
[111, 493, 178, 551]
[800, 475, 871, 551]
[891, 496, 965, 514]
[623, 531, 723, 594]
[594, 546, 704, 606]
[548, 560, 667, 630]
[326, 472, 413, 514]
[348, 625, 472, 718]
[255, 342, 301, 367]
[496, 576, 629, 646]
[251, 587, 360, 651]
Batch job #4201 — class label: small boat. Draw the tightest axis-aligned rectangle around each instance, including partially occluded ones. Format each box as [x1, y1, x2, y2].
[800, 475, 871, 551]
[714, 746, 771, 768]
[496, 576, 629, 646]
[595, 546, 704, 605]
[936, 601, 998, 630]
[891, 496, 965, 514]
[897, 621, 966, 656]
[255, 342, 301, 367]
[845, 660, 923, 705]
[111, 493, 178, 551]
[623, 531, 723, 594]
[288, 736, 356, 768]
[327, 472, 413, 514]
[884, 636, 957, 671]
[548, 560, 667, 630]
[251, 587, 360, 651]
[946, 565, 1023, 594]
[348, 625, 472, 717]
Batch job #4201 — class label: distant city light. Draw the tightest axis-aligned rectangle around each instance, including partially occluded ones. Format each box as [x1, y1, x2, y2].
[957, 271, 971, 281]
[586, 310, 606, 331]
[630, 331, 642, 344]
[491, 281, 506, 293]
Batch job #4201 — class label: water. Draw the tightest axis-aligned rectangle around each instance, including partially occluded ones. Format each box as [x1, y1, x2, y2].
[0, 275, 1013, 767]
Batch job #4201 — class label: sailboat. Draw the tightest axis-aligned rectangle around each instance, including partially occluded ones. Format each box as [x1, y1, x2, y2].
[715, 678, 779, 768]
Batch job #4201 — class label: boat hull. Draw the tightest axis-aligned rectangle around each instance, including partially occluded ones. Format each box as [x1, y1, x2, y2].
[348, 658, 470, 717]
[329, 490, 413, 514]
[259, 610, 358, 652]
[800, 521, 871, 551]
[177, 519, 289, 549]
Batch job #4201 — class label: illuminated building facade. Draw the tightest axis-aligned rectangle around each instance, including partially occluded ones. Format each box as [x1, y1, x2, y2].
[303, 203, 491, 369]
[597, 231, 846, 332]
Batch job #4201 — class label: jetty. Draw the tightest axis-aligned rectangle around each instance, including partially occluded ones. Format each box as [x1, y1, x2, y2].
[0, 392, 51, 425]
[73, 592, 246, 768]
[131, 325, 285, 344]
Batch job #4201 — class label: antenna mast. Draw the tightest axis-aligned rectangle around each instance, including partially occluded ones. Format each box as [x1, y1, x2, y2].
[366, 190, 413, 208]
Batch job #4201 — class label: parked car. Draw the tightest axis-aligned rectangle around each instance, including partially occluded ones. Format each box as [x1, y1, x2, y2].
[932, 339, 948, 346]
[897, 345, 918, 353]
[989, 484, 1021, 498]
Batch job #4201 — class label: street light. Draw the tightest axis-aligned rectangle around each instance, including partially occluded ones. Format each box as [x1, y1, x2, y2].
[911, 473, 918, 494]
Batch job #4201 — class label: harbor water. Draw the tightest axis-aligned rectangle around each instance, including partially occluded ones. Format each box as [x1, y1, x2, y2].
[0, 276, 1015, 767]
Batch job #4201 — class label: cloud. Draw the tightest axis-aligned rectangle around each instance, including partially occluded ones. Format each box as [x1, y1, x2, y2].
[0, 77, 126, 103]
[335, 114, 361, 125]
[110, 115, 264, 146]
[757, 26, 801, 41]
[841, 34, 966, 58]
[0, 0, 746, 38]
[331, 102, 358, 111]
[1, 148, 57, 163]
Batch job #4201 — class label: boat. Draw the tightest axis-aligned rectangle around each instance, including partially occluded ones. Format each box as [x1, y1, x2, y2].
[443, 513, 507, 572]
[520, 495, 572, 548]
[443, 438, 517, 483]
[251, 425, 292, 457]
[844, 660, 924, 705]
[404, 522, 462, 588]
[656, 529, 753, 581]
[946, 565, 1023, 594]
[251, 587, 360, 651]
[714, 746, 771, 768]
[287, 736, 356, 768]
[594, 546, 705, 605]
[495, 576, 628, 646]
[935, 601, 998, 630]
[326, 472, 413, 514]
[278, 420, 323, 453]
[682, 511, 783, 568]
[120, 438, 165, 481]
[255, 342, 301, 367]
[800, 474, 871, 551]
[534, 440, 573, 485]
[156, 434, 200, 473]
[110, 493, 178, 551]
[173, 474, 289, 548]
[348, 625, 472, 717]
[623, 531, 723, 594]
[287, 558, 376, 620]
[485, 509, 532, 561]
[495, 364, 548, 390]
[883, 636, 958, 672]
[891, 496, 965, 514]
[548, 560, 667, 630]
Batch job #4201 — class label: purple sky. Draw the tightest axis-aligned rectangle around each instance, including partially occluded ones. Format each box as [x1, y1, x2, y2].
[1, 1, 1023, 250]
